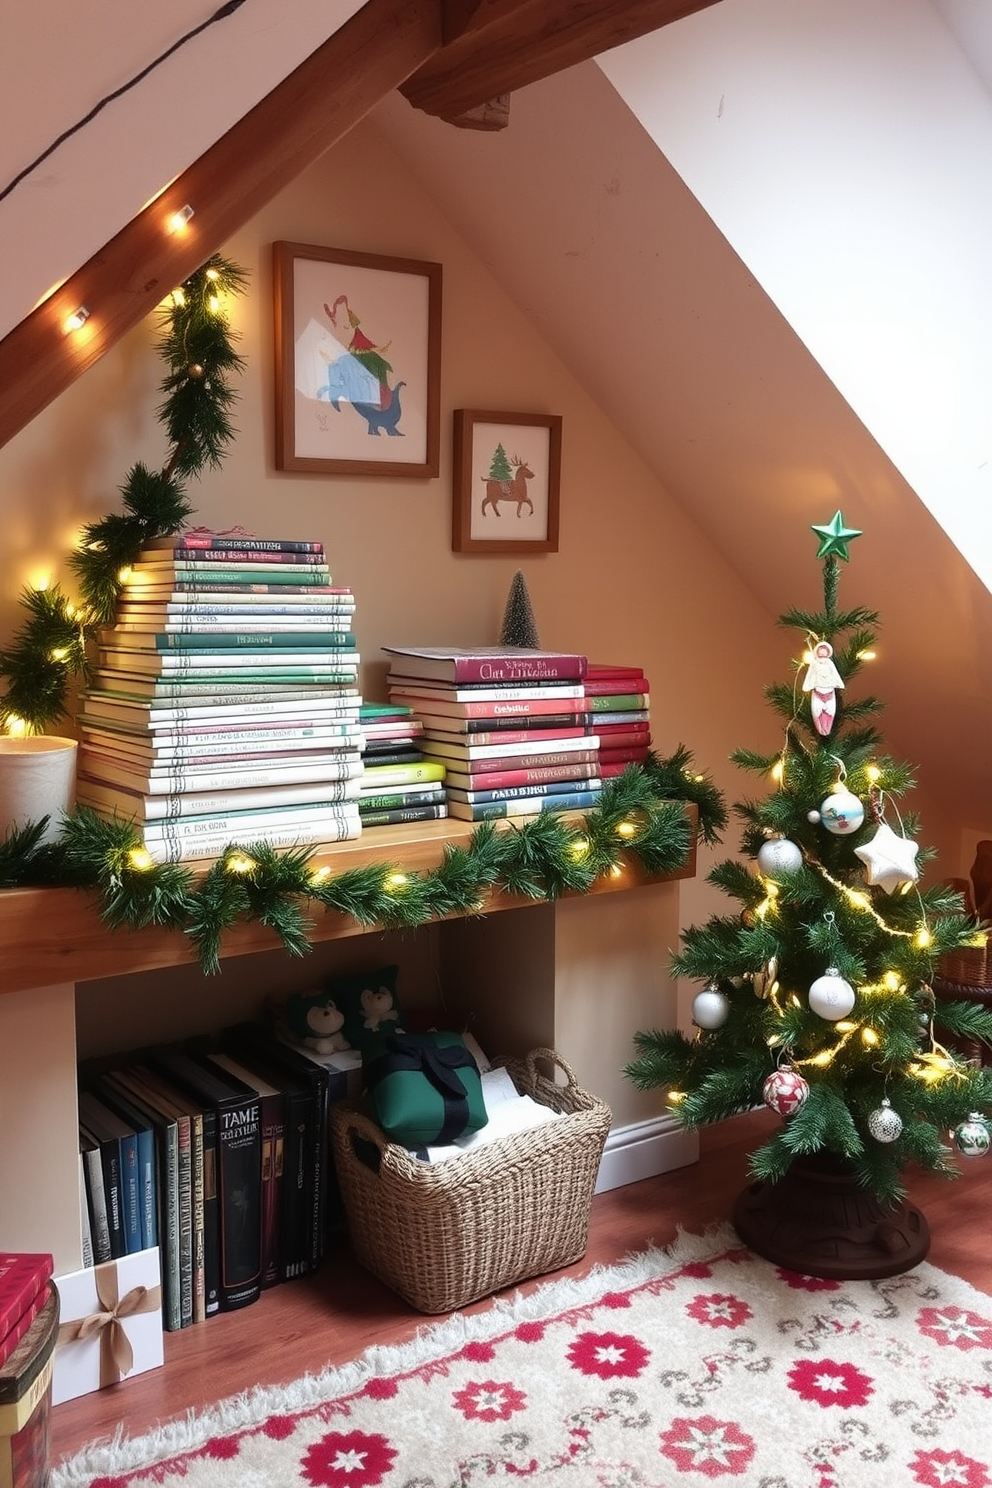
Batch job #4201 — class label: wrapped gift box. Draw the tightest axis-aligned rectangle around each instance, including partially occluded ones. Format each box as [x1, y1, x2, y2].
[52, 1248, 163, 1405]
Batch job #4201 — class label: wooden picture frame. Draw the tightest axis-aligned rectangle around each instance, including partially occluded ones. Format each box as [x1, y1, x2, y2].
[273, 242, 442, 477]
[452, 410, 562, 553]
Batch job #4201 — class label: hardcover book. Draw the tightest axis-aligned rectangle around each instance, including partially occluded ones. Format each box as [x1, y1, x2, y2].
[201, 1052, 285, 1290]
[382, 646, 587, 683]
[98, 1071, 183, 1331]
[418, 734, 599, 763]
[151, 1051, 263, 1313]
[221, 1024, 331, 1275]
[76, 1092, 139, 1258]
[358, 803, 449, 828]
[140, 814, 362, 865]
[76, 778, 364, 823]
[87, 1081, 158, 1253]
[141, 535, 325, 554]
[446, 789, 602, 822]
[98, 630, 358, 652]
[387, 681, 587, 705]
[440, 760, 602, 793]
[420, 745, 600, 776]
[0, 1254, 53, 1349]
[79, 1133, 112, 1266]
[444, 777, 603, 805]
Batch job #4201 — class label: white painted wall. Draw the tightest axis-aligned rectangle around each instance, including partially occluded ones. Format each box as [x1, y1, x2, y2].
[599, 0, 992, 592]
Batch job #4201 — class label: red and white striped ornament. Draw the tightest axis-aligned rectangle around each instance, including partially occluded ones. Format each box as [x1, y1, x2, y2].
[762, 1067, 810, 1116]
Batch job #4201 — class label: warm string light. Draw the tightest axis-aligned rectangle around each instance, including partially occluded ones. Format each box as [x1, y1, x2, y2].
[810, 859, 924, 939]
[62, 305, 89, 333]
[167, 203, 195, 234]
[225, 853, 255, 874]
[385, 873, 408, 892]
[569, 837, 590, 861]
[308, 866, 332, 886]
[127, 848, 154, 871]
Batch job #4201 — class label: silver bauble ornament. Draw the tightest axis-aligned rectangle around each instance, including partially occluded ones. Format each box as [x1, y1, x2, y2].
[808, 967, 856, 1020]
[762, 1067, 810, 1116]
[867, 1098, 903, 1143]
[953, 1113, 991, 1158]
[757, 837, 803, 878]
[807, 810, 821, 824]
[818, 789, 865, 836]
[692, 984, 731, 1031]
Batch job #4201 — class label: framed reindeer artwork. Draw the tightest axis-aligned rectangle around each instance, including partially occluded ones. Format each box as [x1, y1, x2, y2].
[273, 242, 442, 477]
[452, 410, 562, 553]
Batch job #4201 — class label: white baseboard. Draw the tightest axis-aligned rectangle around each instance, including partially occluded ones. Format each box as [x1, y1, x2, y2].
[594, 1113, 699, 1194]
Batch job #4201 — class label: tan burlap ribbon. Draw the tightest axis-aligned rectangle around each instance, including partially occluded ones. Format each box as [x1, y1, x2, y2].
[57, 1262, 161, 1387]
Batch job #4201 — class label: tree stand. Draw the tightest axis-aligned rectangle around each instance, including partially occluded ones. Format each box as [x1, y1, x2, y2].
[732, 1152, 931, 1279]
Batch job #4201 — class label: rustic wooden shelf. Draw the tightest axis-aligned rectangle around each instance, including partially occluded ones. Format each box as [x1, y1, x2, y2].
[0, 811, 697, 993]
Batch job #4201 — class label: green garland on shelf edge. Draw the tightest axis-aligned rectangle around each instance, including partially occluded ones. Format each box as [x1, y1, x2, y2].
[0, 753, 726, 976]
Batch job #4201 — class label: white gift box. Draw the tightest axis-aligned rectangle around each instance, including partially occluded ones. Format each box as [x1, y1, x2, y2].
[52, 1247, 164, 1404]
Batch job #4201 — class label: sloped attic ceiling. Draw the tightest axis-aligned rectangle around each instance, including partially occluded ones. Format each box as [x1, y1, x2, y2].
[371, 62, 992, 839]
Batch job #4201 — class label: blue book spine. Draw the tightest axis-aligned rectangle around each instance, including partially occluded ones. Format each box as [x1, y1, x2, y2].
[134, 1126, 158, 1251]
[120, 1131, 143, 1254]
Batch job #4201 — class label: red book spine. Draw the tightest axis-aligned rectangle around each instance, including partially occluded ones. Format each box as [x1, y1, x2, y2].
[598, 745, 651, 766]
[451, 761, 602, 790]
[592, 727, 652, 749]
[0, 1284, 50, 1370]
[0, 1253, 53, 1343]
[164, 551, 327, 566]
[167, 538, 323, 554]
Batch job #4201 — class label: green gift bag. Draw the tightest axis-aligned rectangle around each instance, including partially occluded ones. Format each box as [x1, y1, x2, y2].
[363, 1031, 488, 1147]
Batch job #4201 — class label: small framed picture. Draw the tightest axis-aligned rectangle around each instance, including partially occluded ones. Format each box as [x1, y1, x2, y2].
[452, 410, 562, 553]
[273, 242, 442, 477]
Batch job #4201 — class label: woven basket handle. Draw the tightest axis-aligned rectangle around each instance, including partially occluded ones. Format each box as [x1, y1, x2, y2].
[522, 1047, 580, 1091]
[339, 1105, 421, 1179]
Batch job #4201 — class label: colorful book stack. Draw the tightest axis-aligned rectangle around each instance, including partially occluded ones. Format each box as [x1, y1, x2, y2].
[584, 662, 651, 776]
[75, 533, 364, 863]
[383, 645, 601, 822]
[0, 1253, 53, 1372]
[356, 702, 448, 828]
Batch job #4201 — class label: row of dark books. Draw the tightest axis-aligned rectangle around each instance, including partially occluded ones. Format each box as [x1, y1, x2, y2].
[75, 533, 364, 863]
[77, 1023, 349, 1332]
[382, 647, 651, 822]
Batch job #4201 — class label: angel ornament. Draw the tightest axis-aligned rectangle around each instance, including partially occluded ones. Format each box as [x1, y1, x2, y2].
[802, 639, 845, 737]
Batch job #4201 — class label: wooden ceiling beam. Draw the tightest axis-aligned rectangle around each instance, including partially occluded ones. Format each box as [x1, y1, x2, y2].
[402, 0, 722, 121]
[0, 0, 443, 453]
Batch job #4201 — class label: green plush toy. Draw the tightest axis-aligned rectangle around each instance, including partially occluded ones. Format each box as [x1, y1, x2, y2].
[363, 1031, 488, 1148]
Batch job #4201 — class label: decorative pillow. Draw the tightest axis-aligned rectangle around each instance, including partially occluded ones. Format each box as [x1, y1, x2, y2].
[362, 1030, 488, 1147]
[327, 964, 405, 1054]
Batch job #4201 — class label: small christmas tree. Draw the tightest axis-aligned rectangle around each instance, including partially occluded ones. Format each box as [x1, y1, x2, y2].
[626, 513, 992, 1276]
[499, 569, 540, 648]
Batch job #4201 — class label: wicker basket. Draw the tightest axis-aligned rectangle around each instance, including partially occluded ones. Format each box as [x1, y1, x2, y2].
[936, 941, 990, 989]
[328, 1047, 611, 1314]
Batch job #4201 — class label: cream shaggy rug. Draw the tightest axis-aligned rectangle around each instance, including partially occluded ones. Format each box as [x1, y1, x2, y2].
[52, 1224, 992, 1488]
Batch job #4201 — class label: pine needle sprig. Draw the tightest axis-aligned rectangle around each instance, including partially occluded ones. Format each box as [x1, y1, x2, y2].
[0, 583, 94, 732]
[642, 746, 728, 843]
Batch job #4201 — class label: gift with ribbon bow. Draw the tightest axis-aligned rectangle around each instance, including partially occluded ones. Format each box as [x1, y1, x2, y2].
[363, 1031, 488, 1147]
[52, 1248, 164, 1404]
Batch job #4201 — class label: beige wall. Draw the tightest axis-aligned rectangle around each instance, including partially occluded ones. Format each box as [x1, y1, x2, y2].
[1, 114, 951, 1115]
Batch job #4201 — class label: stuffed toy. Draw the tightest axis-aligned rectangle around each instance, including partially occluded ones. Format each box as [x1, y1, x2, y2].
[284, 990, 352, 1053]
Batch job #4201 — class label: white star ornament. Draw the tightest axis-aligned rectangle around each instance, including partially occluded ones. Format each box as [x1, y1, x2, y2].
[854, 822, 920, 894]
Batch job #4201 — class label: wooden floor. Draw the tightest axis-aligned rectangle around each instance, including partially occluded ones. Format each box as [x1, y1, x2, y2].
[50, 1109, 992, 1467]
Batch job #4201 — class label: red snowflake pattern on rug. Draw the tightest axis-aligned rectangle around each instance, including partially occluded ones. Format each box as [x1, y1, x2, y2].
[787, 1357, 874, 1408]
[776, 1268, 842, 1292]
[910, 1447, 991, 1487]
[567, 1330, 650, 1378]
[686, 1293, 753, 1329]
[452, 1379, 527, 1422]
[917, 1305, 992, 1351]
[660, 1414, 756, 1476]
[300, 1429, 396, 1487]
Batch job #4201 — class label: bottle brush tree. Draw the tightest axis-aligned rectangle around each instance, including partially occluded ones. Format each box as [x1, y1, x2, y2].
[626, 514, 992, 1210]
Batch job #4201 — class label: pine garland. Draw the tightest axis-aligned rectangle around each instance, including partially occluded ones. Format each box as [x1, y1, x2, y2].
[0, 761, 713, 976]
[0, 256, 247, 732]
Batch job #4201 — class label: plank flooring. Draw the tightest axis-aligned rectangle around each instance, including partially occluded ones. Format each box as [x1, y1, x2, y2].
[50, 1108, 992, 1466]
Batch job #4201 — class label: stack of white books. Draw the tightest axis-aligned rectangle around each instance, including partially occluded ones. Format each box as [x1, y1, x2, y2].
[75, 533, 364, 863]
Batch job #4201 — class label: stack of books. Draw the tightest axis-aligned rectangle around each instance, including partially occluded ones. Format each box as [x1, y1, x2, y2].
[584, 662, 651, 776]
[384, 645, 601, 822]
[356, 703, 448, 828]
[75, 534, 364, 863]
[0, 1252, 53, 1371]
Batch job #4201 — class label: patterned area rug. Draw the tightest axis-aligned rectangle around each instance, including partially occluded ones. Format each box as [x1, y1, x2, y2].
[53, 1224, 992, 1488]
